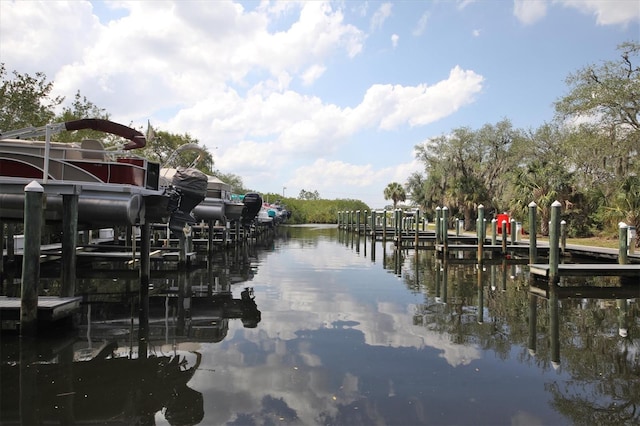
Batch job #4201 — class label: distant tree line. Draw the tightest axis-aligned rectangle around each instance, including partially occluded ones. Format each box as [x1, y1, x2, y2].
[261, 193, 367, 224]
[395, 41, 640, 238]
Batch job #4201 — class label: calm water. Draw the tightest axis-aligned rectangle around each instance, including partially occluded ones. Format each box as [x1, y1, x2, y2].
[1, 224, 639, 425]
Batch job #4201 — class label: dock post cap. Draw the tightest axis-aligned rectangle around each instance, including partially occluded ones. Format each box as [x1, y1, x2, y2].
[560, 220, 566, 224]
[551, 200, 562, 207]
[435, 206, 441, 211]
[619, 222, 628, 228]
[24, 180, 44, 192]
[442, 206, 448, 211]
[478, 204, 484, 208]
[491, 218, 496, 223]
[528, 201, 537, 207]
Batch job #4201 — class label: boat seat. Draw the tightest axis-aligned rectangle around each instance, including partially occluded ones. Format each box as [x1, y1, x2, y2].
[81, 139, 106, 160]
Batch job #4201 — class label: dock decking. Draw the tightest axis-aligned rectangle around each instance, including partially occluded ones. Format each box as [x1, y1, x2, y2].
[0, 296, 82, 323]
[529, 263, 640, 278]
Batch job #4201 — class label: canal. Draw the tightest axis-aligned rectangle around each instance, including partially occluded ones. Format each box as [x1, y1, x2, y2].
[1, 224, 639, 425]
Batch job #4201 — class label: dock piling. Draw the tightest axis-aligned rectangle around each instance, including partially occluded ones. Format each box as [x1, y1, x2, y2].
[619, 222, 628, 265]
[61, 191, 79, 297]
[548, 201, 562, 284]
[528, 202, 538, 263]
[20, 181, 44, 336]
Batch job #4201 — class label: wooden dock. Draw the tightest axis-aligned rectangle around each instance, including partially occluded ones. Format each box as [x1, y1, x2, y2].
[529, 282, 640, 299]
[0, 296, 82, 324]
[529, 263, 640, 278]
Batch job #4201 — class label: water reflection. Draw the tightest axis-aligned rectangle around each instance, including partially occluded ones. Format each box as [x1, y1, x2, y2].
[2, 225, 640, 425]
[527, 278, 640, 424]
[1, 244, 262, 425]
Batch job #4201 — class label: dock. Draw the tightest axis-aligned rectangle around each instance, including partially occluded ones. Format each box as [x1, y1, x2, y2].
[529, 263, 640, 278]
[0, 296, 82, 326]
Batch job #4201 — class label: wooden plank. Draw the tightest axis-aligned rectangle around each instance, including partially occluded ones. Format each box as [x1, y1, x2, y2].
[529, 264, 640, 277]
[0, 296, 82, 322]
[529, 284, 639, 299]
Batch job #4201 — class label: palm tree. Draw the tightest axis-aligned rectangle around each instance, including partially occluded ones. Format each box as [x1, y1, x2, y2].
[384, 182, 406, 209]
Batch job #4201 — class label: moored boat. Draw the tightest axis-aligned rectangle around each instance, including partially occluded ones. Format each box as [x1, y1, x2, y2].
[0, 118, 203, 229]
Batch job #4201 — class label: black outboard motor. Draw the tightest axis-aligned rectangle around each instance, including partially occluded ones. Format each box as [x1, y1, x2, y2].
[241, 192, 262, 227]
[168, 168, 208, 234]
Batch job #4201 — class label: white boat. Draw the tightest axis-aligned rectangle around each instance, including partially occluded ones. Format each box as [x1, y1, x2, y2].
[161, 145, 262, 227]
[0, 118, 205, 229]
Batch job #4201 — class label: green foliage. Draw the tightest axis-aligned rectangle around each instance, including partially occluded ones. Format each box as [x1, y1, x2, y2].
[383, 182, 406, 208]
[262, 194, 369, 224]
[214, 171, 246, 194]
[53, 91, 112, 143]
[0, 63, 63, 131]
[140, 129, 214, 174]
[298, 189, 320, 200]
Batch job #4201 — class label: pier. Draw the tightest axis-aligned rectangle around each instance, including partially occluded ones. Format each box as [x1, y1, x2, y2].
[337, 202, 640, 273]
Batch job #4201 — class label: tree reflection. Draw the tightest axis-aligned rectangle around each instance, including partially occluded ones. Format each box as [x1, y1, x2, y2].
[403, 247, 640, 425]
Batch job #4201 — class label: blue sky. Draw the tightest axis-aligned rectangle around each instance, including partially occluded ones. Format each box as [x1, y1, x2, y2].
[1, 1, 639, 207]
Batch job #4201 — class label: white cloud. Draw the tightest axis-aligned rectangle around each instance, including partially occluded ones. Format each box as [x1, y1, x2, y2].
[391, 33, 399, 48]
[559, 0, 640, 25]
[413, 11, 430, 36]
[513, 0, 548, 25]
[355, 66, 484, 131]
[301, 64, 327, 86]
[514, 0, 640, 26]
[370, 2, 393, 31]
[457, 0, 477, 10]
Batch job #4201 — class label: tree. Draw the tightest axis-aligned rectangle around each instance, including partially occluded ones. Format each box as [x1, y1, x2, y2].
[555, 41, 640, 134]
[0, 64, 63, 131]
[383, 182, 406, 209]
[404, 172, 427, 210]
[213, 171, 246, 194]
[555, 41, 640, 180]
[53, 91, 112, 143]
[413, 120, 518, 230]
[507, 123, 577, 235]
[298, 189, 320, 200]
[140, 129, 214, 175]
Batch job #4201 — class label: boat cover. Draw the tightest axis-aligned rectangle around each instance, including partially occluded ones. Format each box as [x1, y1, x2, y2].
[171, 167, 207, 197]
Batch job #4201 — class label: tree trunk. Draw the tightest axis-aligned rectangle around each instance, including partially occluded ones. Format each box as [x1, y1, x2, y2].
[464, 207, 473, 232]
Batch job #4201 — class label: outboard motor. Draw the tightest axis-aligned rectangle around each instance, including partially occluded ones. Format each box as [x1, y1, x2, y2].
[168, 167, 208, 234]
[241, 192, 262, 227]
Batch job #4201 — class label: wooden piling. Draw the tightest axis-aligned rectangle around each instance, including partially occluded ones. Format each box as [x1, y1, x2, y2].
[477, 205, 484, 260]
[477, 264, 484, 324]
[560, 220, 567, 256]
[491, 219, 497, 246]
[619, 222, 628, 265]
[442, 206, 449, 254]
[548, 201, 562, 284]
[501, 220, 507, 254]
[371, 210, 377, 237]
[414, 209, 420, 248]
[139, 221, 150, 356]
[435, 207, 442, 245]
[382, 209, 387, 240]
[528, 202, 537, 263]
[20, 181, 44, 336]
[0, 222, 4, 279]
[61, 191, 79, 297]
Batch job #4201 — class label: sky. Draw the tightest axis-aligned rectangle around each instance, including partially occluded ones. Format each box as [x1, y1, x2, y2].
[1, 1, 639, 208]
